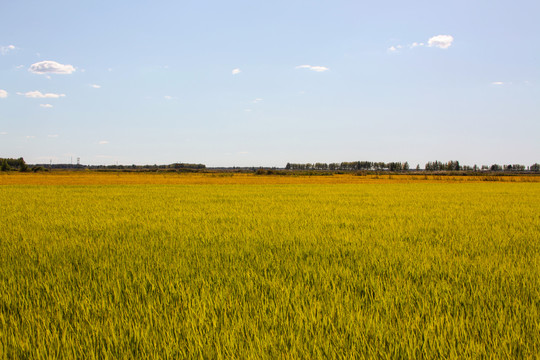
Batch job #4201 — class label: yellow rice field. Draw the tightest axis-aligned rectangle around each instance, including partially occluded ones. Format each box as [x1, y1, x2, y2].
[0, 172, 539, 358]
[1, 171, 539, 185]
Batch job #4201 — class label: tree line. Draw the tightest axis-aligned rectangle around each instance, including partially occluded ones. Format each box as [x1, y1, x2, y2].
[1, 158, 30, 172]
[286, 161, 540, 172]
[0, 158, 206, 172]
[286, 161, 410, 171]
[2, 157, 539, 173]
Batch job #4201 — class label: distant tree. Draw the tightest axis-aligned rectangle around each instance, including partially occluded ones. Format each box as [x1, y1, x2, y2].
[1, 159, 10, 171]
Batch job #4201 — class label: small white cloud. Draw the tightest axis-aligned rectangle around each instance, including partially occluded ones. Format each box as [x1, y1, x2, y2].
[15, 65, 24, 69]
[410, 42, 425, 48]
[428, 35, 454, 49]
[310, 66, 329, 72]
[98, 140, 109, 145]
[253, 98, 263, 103]
[164, 95, 173, 100]
[295, 65, 329, 72]
[1, 45, 15, 55]
[108, 68, 113, 72]
[28, 60, 76, 75]
[17, 91, 66, 98]
[48, 134, 59, 138]
[232, 68, 241, 75]
[388, 45, 404, 52]
[40, 104, 53, 108]
[0, 132, 7, 135]
[0, 89, 7, 98]
[244, 109, 252, 112]
[26, 135, 36, 139]
[491, 82, 504, 85]
[90, 84, 101, 89]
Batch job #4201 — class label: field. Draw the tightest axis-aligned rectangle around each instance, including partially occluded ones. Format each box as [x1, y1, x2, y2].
[1, 173, 539, 358]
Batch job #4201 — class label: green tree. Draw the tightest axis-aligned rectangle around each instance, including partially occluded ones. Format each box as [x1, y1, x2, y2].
[1, 159, 10, 171]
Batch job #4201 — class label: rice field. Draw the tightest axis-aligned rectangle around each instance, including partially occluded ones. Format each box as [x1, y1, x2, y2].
[1, 173, 539, 358]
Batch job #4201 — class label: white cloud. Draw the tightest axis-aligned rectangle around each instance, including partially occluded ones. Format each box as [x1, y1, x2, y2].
[491, 82, 505, 85]
[98, 140, 109, 145]
[164, 95, 173, 100]
[428, 35, 454, 49]
[28, 60, 76, 75]
[1, 45, 15, 55]
[0, 132, 7, 135]
[40, 104, 53, 108]
[90, 84, 101, 89]
[15, 65, 24, 69]
[232, 68, 241, 75]
[244, 109, 252, 112]
[48, 134, 59, 138]
[388, 35, 454, 54]
[253, 98, 263, 103]
[17, 91, 66, 98]
[0, 89, 7, 98]
[295, 65, 329, 72]
[26, 136, 36, 139]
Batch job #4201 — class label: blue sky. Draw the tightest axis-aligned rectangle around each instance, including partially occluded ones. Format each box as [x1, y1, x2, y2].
[1, 0, 539, 167]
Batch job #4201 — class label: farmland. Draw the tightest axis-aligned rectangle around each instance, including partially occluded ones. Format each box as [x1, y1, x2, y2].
[1, 173, 539, 358]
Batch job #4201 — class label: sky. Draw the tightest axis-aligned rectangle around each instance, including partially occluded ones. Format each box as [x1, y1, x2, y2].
[1, 0, 539, 167]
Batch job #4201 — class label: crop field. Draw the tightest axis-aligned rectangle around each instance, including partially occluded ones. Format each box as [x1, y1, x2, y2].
[1, 173, 539, 358]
